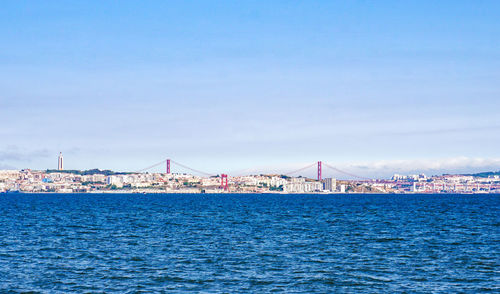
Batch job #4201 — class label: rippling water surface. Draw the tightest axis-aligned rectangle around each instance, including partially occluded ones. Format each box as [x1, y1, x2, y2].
[0, 193, 498, 293]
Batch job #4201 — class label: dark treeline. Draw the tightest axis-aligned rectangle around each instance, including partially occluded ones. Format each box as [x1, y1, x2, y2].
[46, 169, 131, 176]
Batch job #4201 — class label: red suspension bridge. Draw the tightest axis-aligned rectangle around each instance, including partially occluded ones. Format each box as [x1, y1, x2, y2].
[136, 158, 372, 189]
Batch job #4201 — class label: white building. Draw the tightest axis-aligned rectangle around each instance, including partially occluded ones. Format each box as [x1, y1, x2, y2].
[284, 179, 323, 193]
[106, 175, 124, 188]
[58, 152, 64, 170]
[323, 178, 336, 192]
[270, 176, 287, 187]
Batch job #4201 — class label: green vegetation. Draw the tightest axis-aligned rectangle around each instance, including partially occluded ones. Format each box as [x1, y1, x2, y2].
[81, 181, 105, 186]
[269, 185, 283, 191]
[182, 181, 199, 188]
[46, 169, 131, 176]
[464, 171, 500, 178]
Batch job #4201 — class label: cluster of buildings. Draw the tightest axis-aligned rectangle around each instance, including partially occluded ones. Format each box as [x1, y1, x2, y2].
[0, 169, 343, 193]
[1, 153, 499, 194]
[406, 174, 500, 193]
[1, 169, 499, 194]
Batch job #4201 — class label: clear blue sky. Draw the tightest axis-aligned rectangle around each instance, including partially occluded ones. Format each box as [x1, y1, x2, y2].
[1, 1, 499, 178]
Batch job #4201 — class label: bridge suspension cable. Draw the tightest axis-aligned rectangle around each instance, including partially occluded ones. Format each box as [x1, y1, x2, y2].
[323, 162, 372, 180]
[170, 160, 215, 177]
[135, 160, 165, 173]
[136, 159, 215, 177]
[284, 162, 317, 177]
[135, 158, 370, 180]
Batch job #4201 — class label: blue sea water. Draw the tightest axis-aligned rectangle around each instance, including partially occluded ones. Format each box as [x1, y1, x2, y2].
[0, 193, 498, 293]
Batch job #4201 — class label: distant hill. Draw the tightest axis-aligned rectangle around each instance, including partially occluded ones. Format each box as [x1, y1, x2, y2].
[46, 169, 131, 176]
[463, 171, 500, 178]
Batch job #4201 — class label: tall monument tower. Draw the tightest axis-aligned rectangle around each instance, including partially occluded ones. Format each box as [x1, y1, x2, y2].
[58, 152, 64, 170]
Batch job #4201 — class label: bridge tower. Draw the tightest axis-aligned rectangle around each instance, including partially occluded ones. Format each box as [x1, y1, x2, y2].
[221, 174, 228, 191]
[166, 159, 171, 174]
[317, 161, 322, 181]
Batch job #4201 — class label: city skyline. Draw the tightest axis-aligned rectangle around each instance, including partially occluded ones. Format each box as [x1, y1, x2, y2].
[3, 159, 500, 194]
[13, 152, 500, 180]
[1, 1, 499, 177]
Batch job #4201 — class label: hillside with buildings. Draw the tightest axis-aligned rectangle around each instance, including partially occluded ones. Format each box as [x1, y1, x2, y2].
[1, 168, 499, 194]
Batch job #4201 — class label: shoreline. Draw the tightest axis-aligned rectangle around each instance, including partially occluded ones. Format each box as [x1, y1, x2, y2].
[2, 191, 498, 195]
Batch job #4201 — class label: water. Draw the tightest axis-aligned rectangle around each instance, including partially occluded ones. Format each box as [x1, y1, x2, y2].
[0, 193, 498, 293]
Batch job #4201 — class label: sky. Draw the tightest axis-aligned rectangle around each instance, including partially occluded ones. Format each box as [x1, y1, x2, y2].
[1, 1, 499, 178]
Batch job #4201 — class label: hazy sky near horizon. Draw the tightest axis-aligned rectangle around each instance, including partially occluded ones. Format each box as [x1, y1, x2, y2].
[1, 1, 499, 178]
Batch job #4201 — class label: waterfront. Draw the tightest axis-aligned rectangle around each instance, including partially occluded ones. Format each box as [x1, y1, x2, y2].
[2, 168, 500, 194]
[0, 193, 498, 292]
